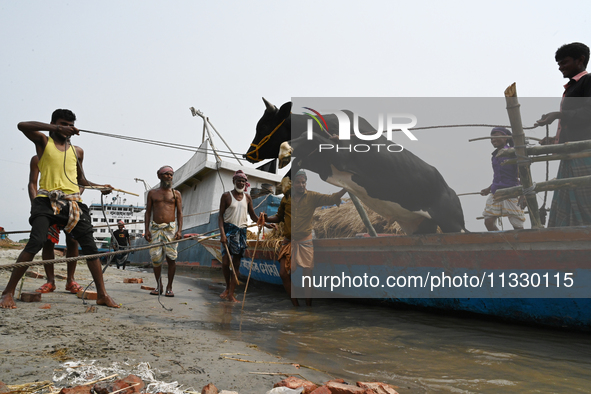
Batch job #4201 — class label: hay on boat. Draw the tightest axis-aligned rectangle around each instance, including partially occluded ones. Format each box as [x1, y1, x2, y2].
[251, 200, 404, 254]
[313, 199, 403, 238]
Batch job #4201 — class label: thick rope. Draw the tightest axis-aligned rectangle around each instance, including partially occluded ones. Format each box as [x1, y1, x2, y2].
[0, 235, 200, 271]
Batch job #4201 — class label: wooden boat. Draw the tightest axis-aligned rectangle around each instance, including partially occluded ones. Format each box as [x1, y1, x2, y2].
[202, 226, 591, 330]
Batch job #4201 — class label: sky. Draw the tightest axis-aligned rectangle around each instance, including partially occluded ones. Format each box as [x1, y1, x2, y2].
[1, 0, 589, 236]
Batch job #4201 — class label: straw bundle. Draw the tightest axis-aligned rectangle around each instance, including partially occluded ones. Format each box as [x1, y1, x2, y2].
[249, 200, 404, 254]
[313, 199, 403, 238]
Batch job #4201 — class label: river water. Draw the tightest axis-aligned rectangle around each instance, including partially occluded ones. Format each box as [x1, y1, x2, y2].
[184, 269, 590, 393]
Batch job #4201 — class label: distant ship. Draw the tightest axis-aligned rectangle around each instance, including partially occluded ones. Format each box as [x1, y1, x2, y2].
[88, 194, 145, 249]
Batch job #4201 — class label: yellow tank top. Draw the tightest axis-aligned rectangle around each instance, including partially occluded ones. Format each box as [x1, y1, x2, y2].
[37, 137, 79, 197]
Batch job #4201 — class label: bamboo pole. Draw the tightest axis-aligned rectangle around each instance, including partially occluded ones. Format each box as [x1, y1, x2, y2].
[494, 174, 591, 201]
[496, 140, 591, 158]
[504, 83, 542, 228]
[501, 150, 591, 166]
[223, 242, 241, 286]
[349, 194, 378, 237]
[84, 186, 139, 196]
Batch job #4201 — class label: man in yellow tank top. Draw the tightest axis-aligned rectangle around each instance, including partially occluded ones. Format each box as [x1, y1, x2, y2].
[0, 109, 119, 309]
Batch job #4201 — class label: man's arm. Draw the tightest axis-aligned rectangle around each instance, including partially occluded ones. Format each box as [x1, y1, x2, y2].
[18, 122, 66, 157]
[264, 198, 286, 224]
[28, 156, 39, 202]
[218, 192, 230, 244]
[74, 146, 113, 193]
[246, 194, 260, 223]
[314, 189, 347, 208]
[174, 190, 183, 240]
[144, 191, 154, 242]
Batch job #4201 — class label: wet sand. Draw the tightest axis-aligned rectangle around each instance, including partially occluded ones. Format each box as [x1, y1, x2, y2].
[0, 249, 332, 393]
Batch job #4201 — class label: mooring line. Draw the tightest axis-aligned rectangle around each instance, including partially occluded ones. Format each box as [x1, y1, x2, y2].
[0, 236, 201, 271]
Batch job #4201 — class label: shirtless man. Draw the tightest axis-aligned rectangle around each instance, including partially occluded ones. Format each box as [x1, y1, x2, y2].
[218, 170, 260, 302]
[1, 109, 119, 309]
[28, 155, 84, 294]
[144, 166, 183, 297]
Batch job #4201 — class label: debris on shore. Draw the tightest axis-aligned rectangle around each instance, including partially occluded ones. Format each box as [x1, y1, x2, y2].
[0, 361, 399, 394]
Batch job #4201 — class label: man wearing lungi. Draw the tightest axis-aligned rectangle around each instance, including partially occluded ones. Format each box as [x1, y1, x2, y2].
[218, 170, 260, 302]
[264, 170, 346, 306]
[536, 42, 591, 226]
[145, 165, 183, 297]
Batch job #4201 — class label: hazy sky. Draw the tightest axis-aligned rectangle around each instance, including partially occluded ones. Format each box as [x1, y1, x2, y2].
[1, 0, 588, 235]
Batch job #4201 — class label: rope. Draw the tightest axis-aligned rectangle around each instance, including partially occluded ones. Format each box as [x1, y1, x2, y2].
[0, 235, 201, 271]
[1, 195, 276, 236]
[79, 129, 243, 160]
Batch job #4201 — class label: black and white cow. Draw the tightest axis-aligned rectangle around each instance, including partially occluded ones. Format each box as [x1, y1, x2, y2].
[245, 98, 466, 234]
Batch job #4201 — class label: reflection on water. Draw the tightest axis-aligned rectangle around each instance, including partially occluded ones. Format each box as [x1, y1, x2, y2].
[183, 269, 591, 393]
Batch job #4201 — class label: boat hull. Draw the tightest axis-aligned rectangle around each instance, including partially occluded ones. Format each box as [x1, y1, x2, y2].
[202, 226, 591, 329]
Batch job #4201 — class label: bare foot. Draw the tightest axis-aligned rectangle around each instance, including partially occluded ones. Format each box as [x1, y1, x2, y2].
[96, 294, 120, 308]
[0, 293, 17, 309]
[226, 294, 239, 303]
[220, 289, 229, 299]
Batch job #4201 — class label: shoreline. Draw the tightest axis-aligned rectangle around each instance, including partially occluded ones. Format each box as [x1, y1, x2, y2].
[0, 250, 334, 393]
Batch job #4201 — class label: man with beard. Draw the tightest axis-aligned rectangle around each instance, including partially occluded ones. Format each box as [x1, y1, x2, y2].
[1, 109, 119, 309]
[218, 170, 260, 302]
[144, 165, 183, 297]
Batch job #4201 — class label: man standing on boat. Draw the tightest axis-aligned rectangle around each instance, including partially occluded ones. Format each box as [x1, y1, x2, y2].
[264, 170, 346, 307]
[28, 154, 84, 295]
[144, 165, 183, 297]
[536, 42, 591, 227]
[218, 170, 260, 302]
[112, 220, 130, 270]
[1, 109, 119, 309]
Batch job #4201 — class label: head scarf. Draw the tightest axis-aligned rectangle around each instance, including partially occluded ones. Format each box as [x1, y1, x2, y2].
[233, 170, 250, 191]
[157, 165, 174, 176]
[117, 220, 125, 226]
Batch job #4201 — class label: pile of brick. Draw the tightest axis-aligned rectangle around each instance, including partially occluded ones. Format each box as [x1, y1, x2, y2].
[271, 376, 399, 394]
[1, 375, 399, 394]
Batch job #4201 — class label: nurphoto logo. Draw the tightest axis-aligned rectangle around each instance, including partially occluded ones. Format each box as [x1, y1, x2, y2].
[302, 107, 418, 153]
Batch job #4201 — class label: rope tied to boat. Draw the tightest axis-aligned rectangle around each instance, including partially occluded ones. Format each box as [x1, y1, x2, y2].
[0, 235, 201, 271]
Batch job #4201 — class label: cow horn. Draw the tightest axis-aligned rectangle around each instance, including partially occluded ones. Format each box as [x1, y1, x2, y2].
[262, 97, 277, 112]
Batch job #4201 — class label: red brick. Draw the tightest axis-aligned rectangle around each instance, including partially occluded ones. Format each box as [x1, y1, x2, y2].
[310, 386, 332, 394]
[77, 290, 97, 300]
[201, 383, 219, 394]
[123, 278, 143, 284]
[325, 379, 346, 385]
[39, 303, 51, 309]
[94, 375, 144, 394]
[141, 285, 156, 291]
[325, 381, 367, 394]
[25, 271, 44, 279]
[20, 292, 42, 302]
[274, 376, 319, 394]
[59, 385, 92, 394]
[356, 382, 399, 394]
[0, 381, 9, 393]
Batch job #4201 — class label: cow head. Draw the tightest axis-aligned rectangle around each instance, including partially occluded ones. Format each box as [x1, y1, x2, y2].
[245, 98, 292, 163]
[278, 131, 341, 182]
